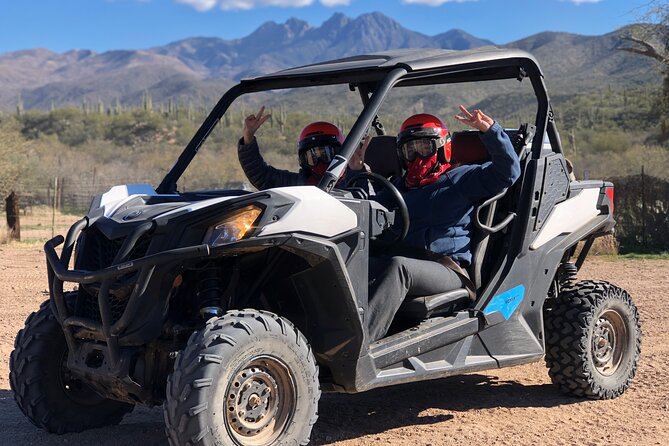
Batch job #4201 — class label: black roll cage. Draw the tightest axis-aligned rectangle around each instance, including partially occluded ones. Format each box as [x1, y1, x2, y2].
[156, 52, 562, 195]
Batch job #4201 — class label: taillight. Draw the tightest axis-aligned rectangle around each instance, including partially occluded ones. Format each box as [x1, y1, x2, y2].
[605, 186, 614, 215]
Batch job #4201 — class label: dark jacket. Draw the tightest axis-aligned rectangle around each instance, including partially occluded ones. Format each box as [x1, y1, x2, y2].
[237, 136, 362, 190]
[387, 122, 520, 266]
[237, 137, 312, 190]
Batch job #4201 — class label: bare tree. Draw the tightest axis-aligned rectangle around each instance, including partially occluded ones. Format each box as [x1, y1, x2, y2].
[620, 1, 669, 136]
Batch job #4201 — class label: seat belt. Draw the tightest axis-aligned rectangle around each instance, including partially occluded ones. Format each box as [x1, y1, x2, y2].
[433, 255, 477, 301]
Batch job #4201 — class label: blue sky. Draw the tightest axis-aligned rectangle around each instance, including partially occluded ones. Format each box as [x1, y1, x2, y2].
[0, 0, 653, 54]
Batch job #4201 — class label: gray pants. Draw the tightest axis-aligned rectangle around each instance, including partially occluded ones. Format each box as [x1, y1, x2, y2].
[367, 256, 465, 342]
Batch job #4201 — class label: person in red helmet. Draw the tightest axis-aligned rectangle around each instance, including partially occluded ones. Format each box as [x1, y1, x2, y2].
[354, 105, 521, 341]
[238, 106, 366, 189]
[396, 113, 452, 188]
[296, 121, 346, 182]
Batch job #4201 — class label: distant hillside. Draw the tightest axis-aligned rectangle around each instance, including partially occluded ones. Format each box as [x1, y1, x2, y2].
[506, 25, 659, 92]
[0, 14, 661, 111]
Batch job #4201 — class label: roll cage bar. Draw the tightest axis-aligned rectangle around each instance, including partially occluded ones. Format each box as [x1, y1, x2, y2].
[156, 50, 562, 194]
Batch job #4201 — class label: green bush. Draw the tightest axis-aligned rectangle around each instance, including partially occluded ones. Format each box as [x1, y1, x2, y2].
[19, 108, 104, 146]
[106, 110, 164, 146]
[0, 117, 30, 199]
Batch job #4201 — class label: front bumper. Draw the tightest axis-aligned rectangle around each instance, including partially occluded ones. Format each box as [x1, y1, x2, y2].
[45, 217, 211, 368]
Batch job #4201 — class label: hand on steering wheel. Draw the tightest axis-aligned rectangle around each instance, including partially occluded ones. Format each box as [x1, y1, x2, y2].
[345, 171, 410, 244]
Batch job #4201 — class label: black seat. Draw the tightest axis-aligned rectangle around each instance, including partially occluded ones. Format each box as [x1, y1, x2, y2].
[364, 135, 402, 179]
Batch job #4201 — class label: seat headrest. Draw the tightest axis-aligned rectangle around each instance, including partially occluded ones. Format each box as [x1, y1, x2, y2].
[364, 135, 402, 178]
[451, 131, 489, 165]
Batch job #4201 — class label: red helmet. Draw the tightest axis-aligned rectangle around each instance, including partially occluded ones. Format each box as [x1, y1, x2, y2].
[397, 114, 451, 164]
[297, 121, 345, 171]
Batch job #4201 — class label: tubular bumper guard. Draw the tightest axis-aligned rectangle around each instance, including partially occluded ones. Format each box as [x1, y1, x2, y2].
[45, 217, 211, 367]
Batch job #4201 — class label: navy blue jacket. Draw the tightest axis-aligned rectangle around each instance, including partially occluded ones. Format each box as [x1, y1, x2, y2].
[389, 122, 520, 266]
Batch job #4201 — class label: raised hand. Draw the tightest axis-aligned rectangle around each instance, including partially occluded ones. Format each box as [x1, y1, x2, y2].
[454, 105, 494, 133]
[243, 106, 271, 145]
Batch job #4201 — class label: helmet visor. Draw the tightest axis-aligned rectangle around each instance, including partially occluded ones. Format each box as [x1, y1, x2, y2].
[300, 145, 337, 167]
[400, 138, 438, 162]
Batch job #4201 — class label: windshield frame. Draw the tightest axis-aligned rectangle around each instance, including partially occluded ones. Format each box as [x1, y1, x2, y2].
[156, 55, 557, 194]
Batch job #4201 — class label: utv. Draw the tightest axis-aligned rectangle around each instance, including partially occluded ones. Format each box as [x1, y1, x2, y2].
[11, 48, 641, 445]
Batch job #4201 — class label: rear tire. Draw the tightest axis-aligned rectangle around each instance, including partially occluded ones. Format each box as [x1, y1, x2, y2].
[9, 301, 134, 433]
[164, 309, 320, 446]
[544, 280, 641, 399]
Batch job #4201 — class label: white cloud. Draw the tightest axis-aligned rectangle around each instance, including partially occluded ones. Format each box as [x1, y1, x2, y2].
[176, 0, 351, 11]
[176, 0, 218, 11]
[320, 0, 351, 6]
[401, 0, 478, 5]
[560, 0, 603, 4]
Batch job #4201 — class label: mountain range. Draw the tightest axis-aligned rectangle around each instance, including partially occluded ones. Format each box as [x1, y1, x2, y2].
[0, 12, 660, 111]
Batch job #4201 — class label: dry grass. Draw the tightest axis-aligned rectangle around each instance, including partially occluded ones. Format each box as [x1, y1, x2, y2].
[590, 234, 619, 255]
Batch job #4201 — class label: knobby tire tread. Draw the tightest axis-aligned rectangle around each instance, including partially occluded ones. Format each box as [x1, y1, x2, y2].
[544, 280, 641, 399]
[9, 300, 134, 434]
[164, 309, 320, 446]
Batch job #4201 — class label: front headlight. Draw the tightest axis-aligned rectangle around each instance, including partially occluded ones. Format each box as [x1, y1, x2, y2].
[205, 205, 262, 247]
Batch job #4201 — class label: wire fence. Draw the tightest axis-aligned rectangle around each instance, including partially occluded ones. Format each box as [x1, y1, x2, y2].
[610, 170, 669, 253]
[2, 172, 668, 252]
[1, 177, 141, 241]
[0, 176, 250, 241]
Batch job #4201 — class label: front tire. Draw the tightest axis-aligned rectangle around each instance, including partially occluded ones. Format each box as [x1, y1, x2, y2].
[544, 280, 641, 399]
[164, 309, 320, 446]
[9, 301, 134, 433]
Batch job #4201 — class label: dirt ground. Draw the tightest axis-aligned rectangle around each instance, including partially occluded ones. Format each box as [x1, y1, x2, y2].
[0, 243, 667, 446]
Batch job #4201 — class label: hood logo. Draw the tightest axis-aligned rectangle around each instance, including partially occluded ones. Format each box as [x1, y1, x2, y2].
[122, 210, 143, 221]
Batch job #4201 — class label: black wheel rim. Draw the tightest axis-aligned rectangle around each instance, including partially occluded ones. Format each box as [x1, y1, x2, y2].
[225, 355, 296, 446]
[592, 309, 628, 376]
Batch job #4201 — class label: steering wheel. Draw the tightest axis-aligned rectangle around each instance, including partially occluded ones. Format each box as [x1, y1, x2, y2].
[345, 171, 410, 243]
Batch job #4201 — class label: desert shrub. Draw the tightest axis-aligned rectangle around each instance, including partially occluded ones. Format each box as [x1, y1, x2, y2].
[18, 108, 105, 146]
[0, 117, 27, 200]
[106, 110, 164, 146]
[567, 141, 669, 180]
[584, 129, 631, 154]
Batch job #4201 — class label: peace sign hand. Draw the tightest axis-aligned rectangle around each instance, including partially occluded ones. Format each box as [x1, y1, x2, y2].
[243, 106, 271, 145]
[454, 105, 494, 133]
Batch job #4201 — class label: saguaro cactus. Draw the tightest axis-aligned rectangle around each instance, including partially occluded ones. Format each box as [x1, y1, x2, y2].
[143, 90, 153, 112]
[16, 95, 23, 117]
[275, 103, 287, 134]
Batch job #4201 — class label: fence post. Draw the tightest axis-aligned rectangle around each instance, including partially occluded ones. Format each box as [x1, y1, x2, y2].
[641, 165, 646, 249]
[52, 177, 58, 239]
[57, 176, 63, 211]
[5, 191, 20, 241]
